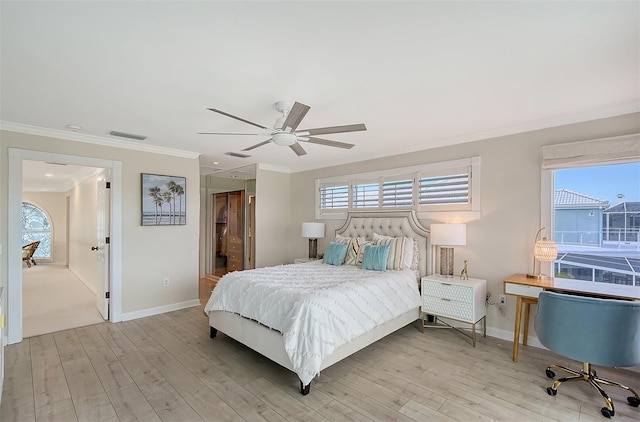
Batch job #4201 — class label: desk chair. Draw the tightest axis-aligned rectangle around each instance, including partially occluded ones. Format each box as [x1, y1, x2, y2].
[535, 291, 640, 418]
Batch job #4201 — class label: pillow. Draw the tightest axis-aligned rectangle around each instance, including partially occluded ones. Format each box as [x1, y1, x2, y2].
[372, 233, 412, 270]
[322, 241, 348, 266]
[361, 244, 391, 271]
[335, 234, 368, 265]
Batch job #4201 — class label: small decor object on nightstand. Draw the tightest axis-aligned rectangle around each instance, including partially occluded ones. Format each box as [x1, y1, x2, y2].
[460, 260, 469, 280]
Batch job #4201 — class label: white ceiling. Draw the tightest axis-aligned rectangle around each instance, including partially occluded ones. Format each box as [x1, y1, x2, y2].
[2, 1, 639, 188]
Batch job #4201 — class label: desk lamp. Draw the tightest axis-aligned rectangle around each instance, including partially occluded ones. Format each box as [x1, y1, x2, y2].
[527, 227, 558, 279]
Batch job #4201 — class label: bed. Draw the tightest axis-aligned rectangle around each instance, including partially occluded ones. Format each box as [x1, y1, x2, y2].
[204, 211, 430, 394]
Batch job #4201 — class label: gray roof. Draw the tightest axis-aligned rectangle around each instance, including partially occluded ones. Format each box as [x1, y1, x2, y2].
[555, 189, 609, 207]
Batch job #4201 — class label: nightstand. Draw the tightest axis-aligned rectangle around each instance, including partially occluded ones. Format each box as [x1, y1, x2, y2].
[421, 274, 487, 347]
[294, 257, 321, 264]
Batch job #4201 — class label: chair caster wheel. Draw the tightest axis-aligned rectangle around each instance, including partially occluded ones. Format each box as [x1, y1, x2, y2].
[545, 369, 555, 378]
[628, 396, 640, 407]
[546, 387, 557, 396]
[601, 407, 613, 418]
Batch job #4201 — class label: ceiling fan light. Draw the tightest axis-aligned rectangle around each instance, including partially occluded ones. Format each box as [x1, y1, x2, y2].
[272, 132, 297, 146]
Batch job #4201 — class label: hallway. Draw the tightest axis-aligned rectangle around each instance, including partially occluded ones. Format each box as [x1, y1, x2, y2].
[22, 264, 104, 338]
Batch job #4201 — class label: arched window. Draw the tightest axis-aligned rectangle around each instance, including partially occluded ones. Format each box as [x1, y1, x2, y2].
[22, 202, 52, 259]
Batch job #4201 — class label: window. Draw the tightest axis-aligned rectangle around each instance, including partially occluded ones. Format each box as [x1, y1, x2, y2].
[352, 181, 379, 208]
[22, 202, 52, 259]
[541, 134, 640, 286]
[319, 183, 349, 212]
[316, 156, 480, 219]
[418, 169, 470, 208]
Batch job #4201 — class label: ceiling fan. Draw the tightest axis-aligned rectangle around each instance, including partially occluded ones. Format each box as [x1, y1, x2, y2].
[200, 100, 367, 156]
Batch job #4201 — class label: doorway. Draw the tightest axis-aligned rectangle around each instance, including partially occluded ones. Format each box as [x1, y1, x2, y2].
[21, 161, 106, 337]
[7, 148, 122, 345]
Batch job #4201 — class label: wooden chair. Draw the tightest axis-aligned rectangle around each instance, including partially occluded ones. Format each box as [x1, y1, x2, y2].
[22, 241, 41, 268]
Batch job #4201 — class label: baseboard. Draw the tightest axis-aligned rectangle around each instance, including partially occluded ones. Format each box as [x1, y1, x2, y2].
[68, 265, 97, 295]
[120, 299, 201, 322]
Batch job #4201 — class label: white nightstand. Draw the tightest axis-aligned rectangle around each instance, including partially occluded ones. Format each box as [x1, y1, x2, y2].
[421, 274, 487, 347]
[294, 257, 321, 264]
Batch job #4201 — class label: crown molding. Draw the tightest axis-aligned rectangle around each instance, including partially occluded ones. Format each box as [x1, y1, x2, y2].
[0, 121, 200, 159]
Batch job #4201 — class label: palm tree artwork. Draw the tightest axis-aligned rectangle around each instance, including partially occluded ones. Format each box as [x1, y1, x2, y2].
[142, 174, 187, 226]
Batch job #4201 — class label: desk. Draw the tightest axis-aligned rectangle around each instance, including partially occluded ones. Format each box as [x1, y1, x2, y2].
[503, 273, 640, 362]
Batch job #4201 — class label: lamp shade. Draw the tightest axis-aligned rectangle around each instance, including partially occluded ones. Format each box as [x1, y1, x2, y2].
[534, 237, 558, 262]
[301, 222, 325, 239]
[430, 223, 466, 246]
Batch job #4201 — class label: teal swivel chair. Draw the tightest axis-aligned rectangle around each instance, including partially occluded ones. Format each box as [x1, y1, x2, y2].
[535, 291, 640, 418]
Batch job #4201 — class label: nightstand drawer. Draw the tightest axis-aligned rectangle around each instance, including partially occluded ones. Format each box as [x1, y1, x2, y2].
[422, 280, 472, 302]
[423, 296, 473, 321]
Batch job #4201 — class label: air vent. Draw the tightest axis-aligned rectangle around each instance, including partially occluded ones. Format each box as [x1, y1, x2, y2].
[224, 152, 251, 158]
[109, 130, 147, 141]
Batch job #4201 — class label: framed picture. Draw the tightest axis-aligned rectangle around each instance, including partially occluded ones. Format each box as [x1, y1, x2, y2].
[141, 173, 186, 226]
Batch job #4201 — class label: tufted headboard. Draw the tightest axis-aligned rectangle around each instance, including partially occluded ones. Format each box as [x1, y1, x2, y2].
[335, 211, 430, 277]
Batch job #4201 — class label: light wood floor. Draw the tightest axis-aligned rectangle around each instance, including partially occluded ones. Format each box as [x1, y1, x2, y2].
[2, 306, 639, 421]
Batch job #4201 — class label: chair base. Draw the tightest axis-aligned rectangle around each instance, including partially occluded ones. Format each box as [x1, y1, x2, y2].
[545, 362, 640, 418]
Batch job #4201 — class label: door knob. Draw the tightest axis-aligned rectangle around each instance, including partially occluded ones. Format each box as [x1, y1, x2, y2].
[91, 246, 99, 251]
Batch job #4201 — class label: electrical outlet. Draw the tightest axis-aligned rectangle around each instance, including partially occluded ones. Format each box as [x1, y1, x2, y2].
[499, 295, 507, 306]
[162, 277, 170, 287]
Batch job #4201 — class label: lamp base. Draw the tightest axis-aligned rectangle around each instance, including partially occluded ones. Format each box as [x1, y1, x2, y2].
[439, 247, 454, 276]
[308, 239, 318, 259]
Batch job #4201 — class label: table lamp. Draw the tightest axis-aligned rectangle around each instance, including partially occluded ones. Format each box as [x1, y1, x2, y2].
[301, 222, 325, 259]
[431, 223, 466, 276]
[526, 227, 558, 279]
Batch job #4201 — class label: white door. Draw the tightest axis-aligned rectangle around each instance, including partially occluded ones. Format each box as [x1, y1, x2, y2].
[96, 169, 111, 320]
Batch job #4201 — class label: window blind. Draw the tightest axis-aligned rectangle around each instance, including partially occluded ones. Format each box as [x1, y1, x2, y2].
[320, 184, 349, 210]
[418, 173, 469, 205]
[352, 182, 379, 208]
[382, 178, 413, 207]
[542, 133, 640, 170]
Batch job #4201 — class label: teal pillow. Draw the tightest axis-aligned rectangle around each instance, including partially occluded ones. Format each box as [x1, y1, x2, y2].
[322, 241, 348, 266]
[361, 244, 391, 271]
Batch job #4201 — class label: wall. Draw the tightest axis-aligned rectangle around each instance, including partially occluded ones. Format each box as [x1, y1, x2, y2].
[22, 192, 67, 265]
[289, 112, 640, 341]
[0, 130, 201, 324]
[255, 165, 291, 268]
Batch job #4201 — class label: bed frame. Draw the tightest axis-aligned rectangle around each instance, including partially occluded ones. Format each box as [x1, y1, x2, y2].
[208, 211, 431, 394]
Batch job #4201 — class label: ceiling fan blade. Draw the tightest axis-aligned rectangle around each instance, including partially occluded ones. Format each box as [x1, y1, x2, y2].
[280, 102, 310, 132]
[289, 142, 307, 156]
[198, 132, 262, 135]
[306, 137, 355, 149]
[207, 108, 270, 130]
[242, 139, 272, 151]
[299, 123, 367, 136]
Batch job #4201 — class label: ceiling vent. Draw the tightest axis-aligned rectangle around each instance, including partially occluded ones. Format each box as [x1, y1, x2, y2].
[224, 151, 251, 158]
[109, 130, 147, 141]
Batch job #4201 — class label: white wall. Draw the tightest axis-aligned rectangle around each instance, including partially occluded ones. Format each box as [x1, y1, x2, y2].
[255, 165, 292, 268]
[289, 112, 640, 340]
[22, 192, 67, 265]
[0, 130, 201, 322]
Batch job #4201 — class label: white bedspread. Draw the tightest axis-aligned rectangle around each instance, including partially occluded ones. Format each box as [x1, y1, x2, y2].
[204, 261, 421, 385]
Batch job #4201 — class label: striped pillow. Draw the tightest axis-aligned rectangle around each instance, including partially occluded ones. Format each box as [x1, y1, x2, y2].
[372, 233, 413, 270]
[335, 234, 368, 265]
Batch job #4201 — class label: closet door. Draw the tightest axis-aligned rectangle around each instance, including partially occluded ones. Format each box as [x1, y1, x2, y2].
[226, 191, 245, 272]
[214, 193, 228, 276]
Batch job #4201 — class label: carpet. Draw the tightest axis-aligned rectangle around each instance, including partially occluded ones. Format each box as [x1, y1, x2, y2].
[22, 264, 105, 338]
